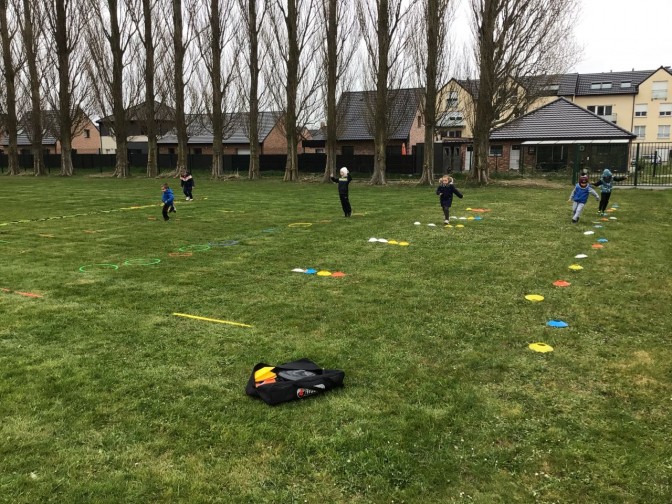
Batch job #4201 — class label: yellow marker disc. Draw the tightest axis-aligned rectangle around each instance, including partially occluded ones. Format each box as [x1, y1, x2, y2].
[529, 342, 554, 353]
[467, 216, 475, 220]
[398, 241, 410, 246]
[466, 207, 472, 211]
[388, 240, 399, 245]
[525, 294, 545, 302]
[444, 224, 453, 228]
[316, 270, 332, 276]
[456, 224, 465, 228]
[568, 264, 584, 271]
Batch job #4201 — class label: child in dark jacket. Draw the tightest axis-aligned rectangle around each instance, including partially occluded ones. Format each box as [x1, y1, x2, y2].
[436, 175, 463, 223]
[330, 167, 352, 217]
[568, 175, 599, 223]
[594, 168, 626, 214]
[161, 183, 176, 221]
[180, 170, 195, 201]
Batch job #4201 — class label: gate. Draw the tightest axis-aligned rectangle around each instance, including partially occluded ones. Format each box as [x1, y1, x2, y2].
[630, 142, 672, 187]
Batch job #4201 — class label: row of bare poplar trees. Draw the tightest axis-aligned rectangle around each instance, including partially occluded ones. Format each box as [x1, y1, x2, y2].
[0, 0, 578, 184]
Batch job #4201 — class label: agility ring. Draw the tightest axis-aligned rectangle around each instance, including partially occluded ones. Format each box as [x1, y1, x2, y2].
[123, 258, 161, 266]
[79, 263, 119, 273]
[178, 244, 212, 252]
[168, 252, 193, 257]
[208, 240, 240, 247]
[288, 222, 312, 228]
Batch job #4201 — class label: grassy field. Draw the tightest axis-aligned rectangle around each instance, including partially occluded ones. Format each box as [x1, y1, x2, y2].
[0, 174, 670, 503]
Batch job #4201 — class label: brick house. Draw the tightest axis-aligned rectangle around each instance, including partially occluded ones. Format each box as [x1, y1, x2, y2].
[306, 88, 424, 156]
[487, 98, 636, 174]
[156, 112, 291, 155]
[0, 110, 101, 154]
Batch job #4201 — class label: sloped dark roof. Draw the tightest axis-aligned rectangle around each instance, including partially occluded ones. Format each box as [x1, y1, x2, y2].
[564, 69, 659, 96]
[0, 131, 57, 147]
[336, 88, 421, 141]
[157, 111, 281, 145]
[98, 101, 176, 123]
[490, 98, 636, 141]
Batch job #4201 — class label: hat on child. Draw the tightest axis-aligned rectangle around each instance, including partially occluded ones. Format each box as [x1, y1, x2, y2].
[340, 167, 349, 176]
[578, 175, 589, 188]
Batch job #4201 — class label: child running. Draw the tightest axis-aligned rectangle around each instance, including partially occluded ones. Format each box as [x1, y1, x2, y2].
[161, 183, 176, 221]
[568, 175, 599, 223]
[180, 170, 195, 201]
[436, 175, 463, 224]
[594, 168, 627, 215]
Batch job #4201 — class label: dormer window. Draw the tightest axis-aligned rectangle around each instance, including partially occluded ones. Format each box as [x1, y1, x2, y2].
[590, 82, 613, 90]
[620, 81, 631, 88]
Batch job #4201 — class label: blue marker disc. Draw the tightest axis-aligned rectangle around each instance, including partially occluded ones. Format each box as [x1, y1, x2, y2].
[597, 238, 608, 243]
[304, 268, 317, 274]
[547, 320, 569, 328]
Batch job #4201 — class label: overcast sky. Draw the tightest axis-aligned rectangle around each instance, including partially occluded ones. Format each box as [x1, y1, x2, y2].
[572, 0, 672, 73]
[451, 0, 671, 75]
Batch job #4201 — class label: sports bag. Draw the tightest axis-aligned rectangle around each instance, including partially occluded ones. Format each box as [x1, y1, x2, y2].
[245, 358, 345, 406]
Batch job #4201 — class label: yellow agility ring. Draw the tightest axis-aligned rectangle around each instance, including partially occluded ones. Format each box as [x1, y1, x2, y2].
[288, 222, 313, 228]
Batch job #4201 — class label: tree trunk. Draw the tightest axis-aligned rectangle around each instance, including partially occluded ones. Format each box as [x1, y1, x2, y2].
[0, 0, 20, 176]
[418, 0, 438, 186]
[283, 0, 299, 181]
[173, 0, 188, 175]
[54, 0, 75, 176]
[322, 0, 337, 182]
[247, 0, 260, 179]
[210, 0, 224, 178]
[370, 0, 389, 185]
[22, 0, 46, 176]
[108, 0, 129, 177]
[143, 0, 158, 177]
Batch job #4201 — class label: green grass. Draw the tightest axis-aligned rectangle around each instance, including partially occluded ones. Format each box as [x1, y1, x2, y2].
[1, 174, 671, 503]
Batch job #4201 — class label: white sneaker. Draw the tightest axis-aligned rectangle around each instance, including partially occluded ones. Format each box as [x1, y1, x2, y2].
[444, 219, 449, 224]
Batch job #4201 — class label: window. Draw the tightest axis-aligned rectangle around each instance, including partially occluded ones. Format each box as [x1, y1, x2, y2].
[652, 81, 668, 100]
[543, 84, 560, 92]
[633, 126, 646, 139]
[489, 145, 503, 157]
[634, 104, 648, 117]
[620, 81, 631, 88]
[193, 148, 202, 155]
[448, 130, 462, 138]
[315, 148, 325, 154]
[590, 82, 612, 90]
[446, 91, 458, 108]
[657, 125, 670, 139]
[417, 115, 422, 128]
[341, 146, 354, 156]
[84, 129, 90, 138]
[659, 103, 672, 117]
[587, 105, 612, 116]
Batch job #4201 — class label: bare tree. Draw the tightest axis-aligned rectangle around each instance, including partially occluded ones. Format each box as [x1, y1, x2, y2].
[196, 0, 239, 178]
[87, 0, 139, 178]
[319, 0, 357, 182]
[267, 0, 321, 181]
[236, 0, 266, 180]
[357, 0, 416, 185]
[468, 0, 579, 183]
[44, 0, 92, 176]
[411, 0, 454, 185]
[0, 0, 22, 175]
[18, 0, 46, 175]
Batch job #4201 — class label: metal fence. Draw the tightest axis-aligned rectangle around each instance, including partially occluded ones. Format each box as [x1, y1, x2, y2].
[629, 142, 672, 187]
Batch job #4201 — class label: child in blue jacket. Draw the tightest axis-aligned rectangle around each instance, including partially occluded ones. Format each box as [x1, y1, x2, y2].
[568, 175, 599, 223]
[594, 168, 627, 215]
[161, 183, 176, 221]
[436, 175, 463, 223]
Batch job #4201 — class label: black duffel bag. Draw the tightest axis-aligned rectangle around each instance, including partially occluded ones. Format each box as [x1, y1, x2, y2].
[245, 358, 345, 405]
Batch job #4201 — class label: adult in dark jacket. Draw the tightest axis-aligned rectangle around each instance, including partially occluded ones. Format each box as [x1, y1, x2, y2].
[330, 167, 352, 217]
[436, 175, 463, 223]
